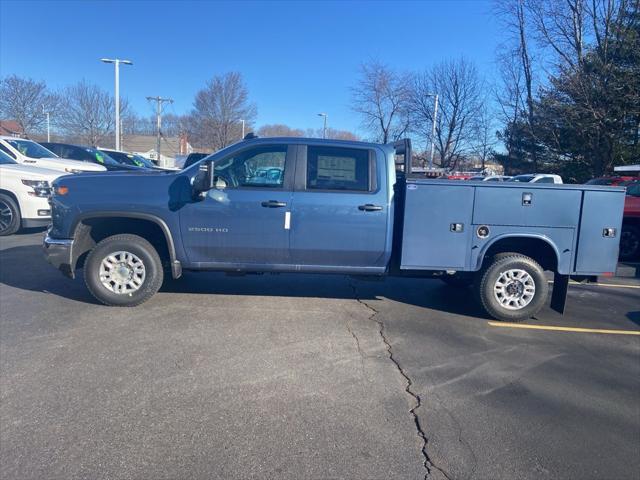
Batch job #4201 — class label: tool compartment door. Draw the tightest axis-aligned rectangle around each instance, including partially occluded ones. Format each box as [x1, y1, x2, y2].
[575, 190, 625, 274]
[400, 184, 474, 270]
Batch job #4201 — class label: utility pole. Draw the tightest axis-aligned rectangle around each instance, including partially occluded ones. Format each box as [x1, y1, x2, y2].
[100, 58, 133, 151]
[42, 105, 50, 142]
[317, 113, 328, 139]
[146, 96, 174, 168]
[427, 94, 439, 170]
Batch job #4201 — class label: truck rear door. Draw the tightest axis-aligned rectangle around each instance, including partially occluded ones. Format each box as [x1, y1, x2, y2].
[288, 144, 390, 271]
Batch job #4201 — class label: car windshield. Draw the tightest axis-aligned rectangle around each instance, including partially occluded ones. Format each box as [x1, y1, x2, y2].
[85, 148, 120, 166]
[6, 139, 57, 159]
[130, 154, 155, 168]
[0, 149, 17, 165]
[508, 175, 535, 182]
[102, 150, 154, 168]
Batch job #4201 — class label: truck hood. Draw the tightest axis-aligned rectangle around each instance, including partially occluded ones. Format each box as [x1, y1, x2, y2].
[20, 157, 106, 173]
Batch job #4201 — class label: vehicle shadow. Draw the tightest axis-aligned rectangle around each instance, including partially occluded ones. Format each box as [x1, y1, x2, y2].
[0, 243, 485, 319]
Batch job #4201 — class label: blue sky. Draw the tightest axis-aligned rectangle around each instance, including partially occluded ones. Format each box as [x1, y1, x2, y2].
[0, 0, 501, 135]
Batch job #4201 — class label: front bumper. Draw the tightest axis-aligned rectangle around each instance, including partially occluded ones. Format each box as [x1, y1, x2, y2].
[43, 229, 75, 278]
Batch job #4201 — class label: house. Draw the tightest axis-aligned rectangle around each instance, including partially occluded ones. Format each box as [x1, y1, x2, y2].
[121, 135, 191, 168]
[0, 120, 24, 137]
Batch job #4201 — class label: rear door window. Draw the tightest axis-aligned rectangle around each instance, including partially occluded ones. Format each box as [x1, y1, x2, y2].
[306, 146, 371, 192]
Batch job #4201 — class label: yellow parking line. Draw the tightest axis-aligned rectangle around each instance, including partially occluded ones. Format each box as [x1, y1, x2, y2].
[569, 281, 640, 289]
[548, 280, 640, 289]
[488, 322, 640, 335]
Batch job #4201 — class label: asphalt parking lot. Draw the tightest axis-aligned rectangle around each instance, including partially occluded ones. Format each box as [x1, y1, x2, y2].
[1, 231, 639, 480]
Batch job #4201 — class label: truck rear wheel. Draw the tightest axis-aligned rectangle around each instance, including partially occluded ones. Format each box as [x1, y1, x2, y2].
[84, 234, 164, 306]
[475, 254, 548, 322]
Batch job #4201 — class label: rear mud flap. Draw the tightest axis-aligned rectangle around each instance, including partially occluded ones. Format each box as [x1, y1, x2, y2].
[550, 273, 569, 314]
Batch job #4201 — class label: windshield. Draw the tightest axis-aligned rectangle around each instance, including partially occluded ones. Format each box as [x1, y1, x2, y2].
[85, 148, 120, 166]
[101, 150, 155, 168]
[129, 154, 155, 168]
[6, 139, 57, 159]
[0, 149, 17, 165]
[508, 175, 535, 182]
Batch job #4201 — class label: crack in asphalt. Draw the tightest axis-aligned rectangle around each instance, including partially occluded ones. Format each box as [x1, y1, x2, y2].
[348, 281, 453, 480]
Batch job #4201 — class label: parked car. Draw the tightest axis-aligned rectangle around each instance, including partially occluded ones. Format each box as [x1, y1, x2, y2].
[620, 180, 640, 260]
[0, 149, 61, 235]
[43, 136, 624, 322]
[98, 148, 157, 169]
[586, 176, 636, 186]
[40, 143, 142, 171]
[181, 152, 209, 169]
[0, 137, 106, 173]
[468, 175, 512, 182]
[507, 174, 563, 184]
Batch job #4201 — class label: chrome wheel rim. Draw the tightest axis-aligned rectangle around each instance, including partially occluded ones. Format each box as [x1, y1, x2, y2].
[494, 269, 536, 310]
[99, 251, 146, 294]
[0, 200, 13, 232]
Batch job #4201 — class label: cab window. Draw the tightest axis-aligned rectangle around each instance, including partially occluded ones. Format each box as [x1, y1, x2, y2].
[306, 146, 371, 192]
[214, 145, 287, 188]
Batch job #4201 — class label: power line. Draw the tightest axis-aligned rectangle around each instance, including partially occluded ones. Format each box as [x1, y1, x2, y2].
[146, 96, 173, 167]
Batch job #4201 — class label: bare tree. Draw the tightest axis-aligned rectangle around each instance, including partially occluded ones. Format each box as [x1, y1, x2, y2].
[409, 58, 483, 169]
[495, 0, 540, 169]
[258, 124, 305, 137]
[351, 60, 411, 143]
[56, 80, 125, 146]
[526, 0, 588, 69]
[494, 50, 526, 163]
[305, 127, 360, 140]
[472, 102, 498, 171]
[190, 72, 257, 150]
[0, 75, 58, 136]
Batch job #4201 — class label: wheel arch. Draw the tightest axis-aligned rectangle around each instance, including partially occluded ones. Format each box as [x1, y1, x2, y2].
[476, 234, 561, 273]
[70, 212, 181, 278]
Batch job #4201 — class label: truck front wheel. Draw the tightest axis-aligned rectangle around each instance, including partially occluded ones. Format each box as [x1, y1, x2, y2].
[84, 234, 164, 306]
[475, 254, 548, 322]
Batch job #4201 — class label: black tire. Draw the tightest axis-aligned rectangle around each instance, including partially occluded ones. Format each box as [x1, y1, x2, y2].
[0, 193, 21, 236]
[619, 224, 640, 261]
[440, 274, 473, 287]
[84, 234, 164, 306]
[474, 254, 548, 322]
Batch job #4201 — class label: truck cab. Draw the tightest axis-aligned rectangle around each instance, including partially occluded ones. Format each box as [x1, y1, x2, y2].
[43, 136, 625, 322]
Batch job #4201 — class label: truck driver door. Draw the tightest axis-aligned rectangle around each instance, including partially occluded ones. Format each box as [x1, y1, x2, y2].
[179, 144, 294, 266]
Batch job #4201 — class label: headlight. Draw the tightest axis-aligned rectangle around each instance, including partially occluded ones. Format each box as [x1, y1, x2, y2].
[21, 179, 52, 197]
[64, 168, 83, 174]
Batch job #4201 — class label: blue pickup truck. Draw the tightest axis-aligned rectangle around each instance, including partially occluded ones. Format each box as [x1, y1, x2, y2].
[43, 136, 625, 321]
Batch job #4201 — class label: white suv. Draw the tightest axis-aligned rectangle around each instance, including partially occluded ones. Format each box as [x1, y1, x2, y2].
[0, 149, 62, 235]
[507, 174, 563, 184]
[0, 136, 106, 174]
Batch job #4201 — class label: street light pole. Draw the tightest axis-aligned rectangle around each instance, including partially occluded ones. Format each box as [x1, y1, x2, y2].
[240, 119, 245, 138]
[427, 94, 439, 170]
[42, 105, 50, 142]
[100, 58, 133, 151]
[317, 113, 327, 139]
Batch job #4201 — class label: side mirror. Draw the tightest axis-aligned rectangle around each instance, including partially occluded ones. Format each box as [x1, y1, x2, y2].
[194, 160, 215, 195]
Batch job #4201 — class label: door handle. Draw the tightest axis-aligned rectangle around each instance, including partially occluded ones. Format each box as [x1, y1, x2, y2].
[261, 200, 287, 208]
[358, 204, 383, 212]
